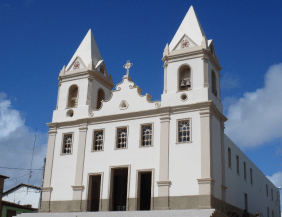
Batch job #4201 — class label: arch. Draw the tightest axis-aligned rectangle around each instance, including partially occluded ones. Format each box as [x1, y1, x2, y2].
[178, 64, 191, 91]
[96, 88, 105, 109]
[68, 85, 78, 108]
[212, 71, 217, 96]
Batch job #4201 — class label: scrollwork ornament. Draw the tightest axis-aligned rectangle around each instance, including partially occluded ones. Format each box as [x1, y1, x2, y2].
[155, 102, 161, 108]
[88, 110, 94, 117]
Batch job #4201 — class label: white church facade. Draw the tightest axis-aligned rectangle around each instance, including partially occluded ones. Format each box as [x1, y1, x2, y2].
[39, 6, 280, 217]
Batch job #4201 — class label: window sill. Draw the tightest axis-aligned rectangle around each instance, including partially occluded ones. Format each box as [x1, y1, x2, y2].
[139, 145, 153, 148]
[60, 153, 73, 156]
[175, 141, 192, 144]
[114, 147, 128, 150]
[177, 89, 192, 93]
[91, 150, 104, 152]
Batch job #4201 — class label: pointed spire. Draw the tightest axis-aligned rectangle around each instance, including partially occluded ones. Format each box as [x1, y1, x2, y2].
[163, 43, 169, 57]
[66, 29, 103, 71]
[59, 65, 66, 76]
[169, 6, 205, 51]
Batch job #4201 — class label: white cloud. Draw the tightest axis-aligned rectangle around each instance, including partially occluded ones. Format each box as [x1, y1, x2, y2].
[225, 63, 282, 148]
[0, 93, 24, 138]
[0, 93, 48, 191]
[221, 72, 240, 90]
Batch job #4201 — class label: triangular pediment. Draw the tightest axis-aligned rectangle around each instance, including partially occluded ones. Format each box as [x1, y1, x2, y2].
[169, 6, 205, 52]
[67, 56, 87, 71]
[172, 34, 198, 51]
[66, 29, 102, 71]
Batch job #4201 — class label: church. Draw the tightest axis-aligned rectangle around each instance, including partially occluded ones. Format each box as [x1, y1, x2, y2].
[35, 6, 280, 217]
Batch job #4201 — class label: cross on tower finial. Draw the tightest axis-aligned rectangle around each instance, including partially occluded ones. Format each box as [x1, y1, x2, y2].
[123, 60, 133, 76]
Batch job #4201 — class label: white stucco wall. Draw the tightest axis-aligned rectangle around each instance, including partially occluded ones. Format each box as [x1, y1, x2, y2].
[169, 112, 201, 196]
[224, 135, 280, 216]
[3, 186, 41, 209]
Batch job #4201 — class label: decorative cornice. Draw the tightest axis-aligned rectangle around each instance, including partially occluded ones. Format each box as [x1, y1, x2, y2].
[47, 101, 226, 129]
[157, 181, 172, 186]
[58, 69, 114, 89]
[47, 123, 57, 134]
[162, 47, 221, 72]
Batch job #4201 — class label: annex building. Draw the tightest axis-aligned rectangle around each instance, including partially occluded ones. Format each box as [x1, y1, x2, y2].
[35, 6, 280, 217]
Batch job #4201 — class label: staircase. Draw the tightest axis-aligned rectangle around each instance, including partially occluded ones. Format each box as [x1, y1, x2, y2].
[18, 209, 227, 217]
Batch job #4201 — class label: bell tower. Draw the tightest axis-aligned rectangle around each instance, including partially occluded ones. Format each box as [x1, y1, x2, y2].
[52, 29, 114, 122]
[161, 6, 222, 113]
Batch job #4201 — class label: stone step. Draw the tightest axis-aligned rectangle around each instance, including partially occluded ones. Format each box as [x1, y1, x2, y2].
[18, 209, 224, 217]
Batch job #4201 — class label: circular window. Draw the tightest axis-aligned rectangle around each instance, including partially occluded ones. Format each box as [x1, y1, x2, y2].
[67, 110, 74, 117]
[180, 93, 188, 101]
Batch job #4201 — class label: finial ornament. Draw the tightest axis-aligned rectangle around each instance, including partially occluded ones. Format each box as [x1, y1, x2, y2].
[123, 60, 133, 76]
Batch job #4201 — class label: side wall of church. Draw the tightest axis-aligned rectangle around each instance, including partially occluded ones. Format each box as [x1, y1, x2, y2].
[224, 135, 279, 216]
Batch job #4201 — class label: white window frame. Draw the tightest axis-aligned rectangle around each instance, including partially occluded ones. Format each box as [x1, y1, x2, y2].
[92, 128, 105, 152]
[115, 126, 129, 150]
[176, 118, 192, 144]
[139, 123, 154, 148]
[61, 132, 74, 155]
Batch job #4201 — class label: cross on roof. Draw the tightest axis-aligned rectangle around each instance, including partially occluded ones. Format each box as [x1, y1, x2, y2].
[123, 60, 133, 76]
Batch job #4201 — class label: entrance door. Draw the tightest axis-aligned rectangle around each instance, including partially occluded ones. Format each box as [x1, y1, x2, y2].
[110, 168, 128, 211]
[88, 175, 101, 211]
[138, 171, 152, 210]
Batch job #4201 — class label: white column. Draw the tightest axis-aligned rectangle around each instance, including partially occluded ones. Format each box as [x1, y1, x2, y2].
[40, 124, 57, 212]
[198, 110, 214, 208]
[71, 124, 88, 212]
[157, 114, 171, 210]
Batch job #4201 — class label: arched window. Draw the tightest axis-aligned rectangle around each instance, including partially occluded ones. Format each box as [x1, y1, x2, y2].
[96, 88, 105, 109]
[212, 71, 217, 96]
[68, 85, 78, 108]
[179, 65, 191, 91]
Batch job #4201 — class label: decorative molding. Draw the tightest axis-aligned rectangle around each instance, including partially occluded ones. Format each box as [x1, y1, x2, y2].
[119, 100, 129, 110]
[41, 187, 53, 192]
[71, 185, 84, 191]
[157, 181, 172, 187]
[49, 101, 226, 130]
[197, 178, 215, 185]
[155, 102, 161, 108]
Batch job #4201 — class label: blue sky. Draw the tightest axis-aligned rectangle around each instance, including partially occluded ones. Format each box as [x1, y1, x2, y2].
[0, 0, 281, 203]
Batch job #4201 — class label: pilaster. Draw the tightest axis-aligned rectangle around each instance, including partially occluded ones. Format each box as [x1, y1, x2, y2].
[157, 115, 171, 210]
[202, 56, 209, 88]
[40, 124, 57, 212]
[71, 124, 88, 212]
[198, 110, 213, 208]
[163, 62, 168, 94]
